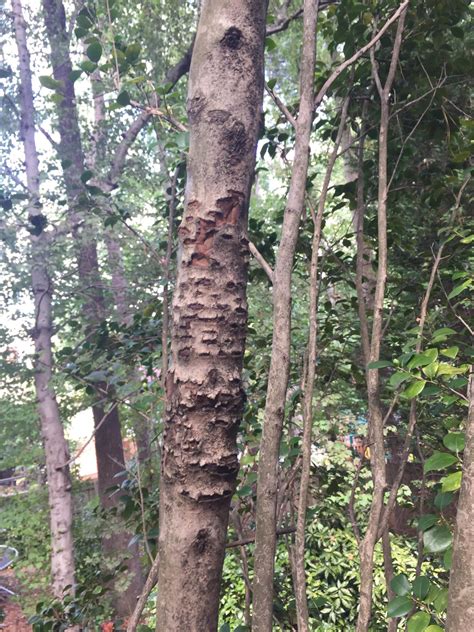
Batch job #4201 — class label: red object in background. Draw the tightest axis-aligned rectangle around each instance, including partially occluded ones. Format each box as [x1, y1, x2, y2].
[101, 622, 114, 632]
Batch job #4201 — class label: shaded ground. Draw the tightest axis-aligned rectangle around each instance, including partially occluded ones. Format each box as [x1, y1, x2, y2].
[0, 569, 31, 631]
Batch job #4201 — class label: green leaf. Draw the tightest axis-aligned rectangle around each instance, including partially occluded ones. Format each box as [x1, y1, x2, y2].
[86, 41, 102, 63]
[402, 380, 426, 399]
[367, 360, 393, 369]
[117, 90, 131, 106]
[443, 432, 465, 452]
[125, 43, 141, 63]
[424, 525, 452, 553]
[408, 348, 438, 369]
[424, 451, 457, 473]
[39, 75, 63, 91]
[447, 279, 471, 299]
[432, 327, 456, 338]
[422, 361, 439, 379]
[407, 611, 430, 632]
[387, 595, 413, 618]
[433, 587, 448, 613]
[443, 546, 452, 570]
[412, 576, 430, 599]
[79, 60, 98, 74]
[265, 37, 277, 51]
[441, 471, 462, 492]
[68, 69, 83, 83]
[441, 346, 459, 359]
[390, 573, 411, 596]
[389, 371, 409, 388]
[425, 627, 443, 632]
[417, 514, 437, 532]
[267, 78, 277, 90]
[80, 170, 94, 184]
[434, 491, 454, 510]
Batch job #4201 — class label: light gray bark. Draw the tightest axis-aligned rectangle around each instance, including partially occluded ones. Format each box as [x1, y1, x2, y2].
[252, 2, 319, 630]
[12, 0, 75, 597]
[155, 2, 267, 629]
[446, 370, 474, 631]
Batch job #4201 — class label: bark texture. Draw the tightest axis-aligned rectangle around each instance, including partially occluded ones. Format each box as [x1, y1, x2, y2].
[41, 0, 142, 615]
[446, 370, 474, 632]
[12, 0, 75, 597]
[156, 2, 267, 630]
[252, 2, 319, 629]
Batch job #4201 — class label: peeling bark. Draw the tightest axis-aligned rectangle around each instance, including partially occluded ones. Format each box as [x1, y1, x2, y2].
[156, 2, 267, 630]
[12, 0, 75, 597]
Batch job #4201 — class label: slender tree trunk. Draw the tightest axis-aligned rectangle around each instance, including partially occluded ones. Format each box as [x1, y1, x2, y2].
[41, 0, 142, 615]
[293, 93, 351, 631]
[12, 0, 75, 598]
[155, 2, 267, 629]
[252, 2, 319, 630]
[446, 369, 474, 631]
[356, 11, 407, 631]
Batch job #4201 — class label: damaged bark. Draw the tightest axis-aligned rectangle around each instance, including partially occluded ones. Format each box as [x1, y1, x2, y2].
[156, 2, 267, 630]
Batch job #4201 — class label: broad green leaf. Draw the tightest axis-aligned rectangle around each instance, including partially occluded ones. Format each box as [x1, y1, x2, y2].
[431, 327, 456, 337]
[441, 471, 462, 492]
[402, 380, 426, 399]
[443, 546, 452, 570]
[79, 60, 97, 74]
[424, 525, 452, 553]
[389, 371, 409, 388]
[447, 279, 471, 299]
[408, 348, 438, 369]
[39, 75, 63, 91]
[433, 587, 448, 613]
[125, 43, 141, 63]
[407, 611, 430, 632]
[412, 576, 430, 599]
[387, 595, 413, 618]
[265, 37, 277, 51]
[425, 627, 443, 632]
[443, 432, 465, 452]
[117, 90, 131, 106]
[422, 362, 439, 379]
[417, 514, 437, 532]
[437, 363, 468, 377]
[367, 360, 393, 369]
[424, 451, 457, 473]
[441, 346, 459, 359]
[390, 573, 411, 596]
[86, 41, 102, 63]
[434, 491, 454, 510]
[69, 69, 83, 83]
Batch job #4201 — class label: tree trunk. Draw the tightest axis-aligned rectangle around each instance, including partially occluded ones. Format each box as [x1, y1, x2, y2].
[252, 2, 319, 630]
[12, 0, 75, 598]
[41, 0, 142, 616]
[446, 370, 474, 631]
[356, 12, 407, 631]
[155, 2, 267, 629]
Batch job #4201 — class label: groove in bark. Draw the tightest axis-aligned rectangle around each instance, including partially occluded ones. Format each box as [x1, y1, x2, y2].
[156, 2, 267, 629]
